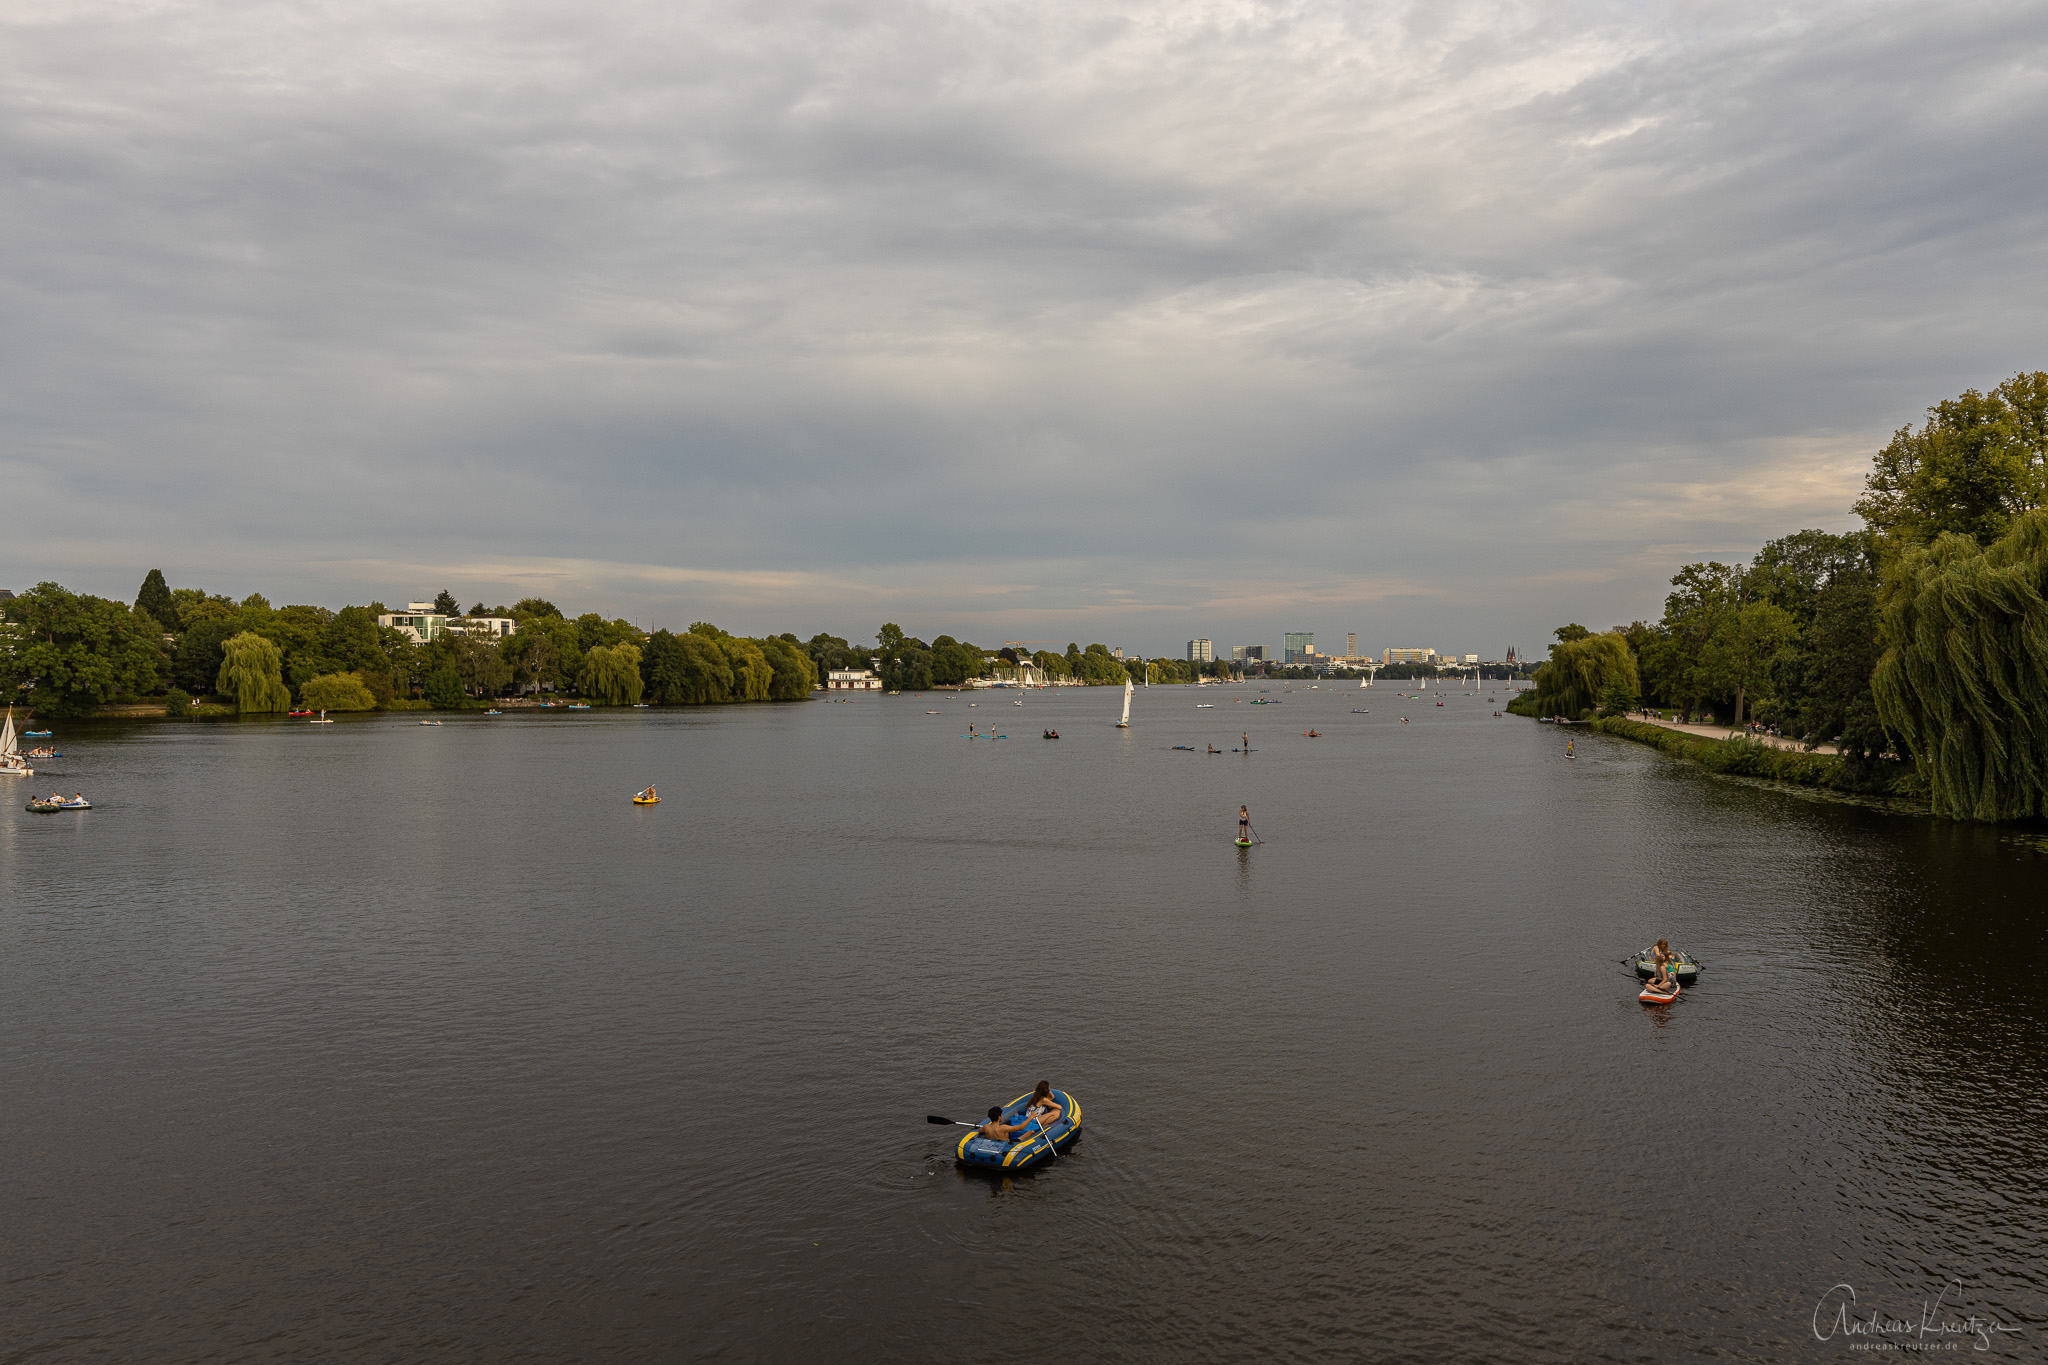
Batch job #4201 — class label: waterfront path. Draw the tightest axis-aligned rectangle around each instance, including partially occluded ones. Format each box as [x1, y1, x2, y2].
[1629, 714, 1840, 755]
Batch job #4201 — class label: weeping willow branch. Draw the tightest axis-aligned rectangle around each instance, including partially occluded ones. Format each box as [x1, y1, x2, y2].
[1872, 512, 2048, 821]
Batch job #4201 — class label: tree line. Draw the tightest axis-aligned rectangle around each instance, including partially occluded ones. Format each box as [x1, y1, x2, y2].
[1514, 370, 2048, 819]
[0, 582, 817, 716]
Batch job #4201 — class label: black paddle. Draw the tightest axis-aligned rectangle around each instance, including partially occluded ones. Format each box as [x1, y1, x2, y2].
[927, 1114, 978, 1127]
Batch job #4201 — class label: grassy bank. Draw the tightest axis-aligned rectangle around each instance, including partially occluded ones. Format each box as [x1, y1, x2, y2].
[1589, 716, 1923, 803]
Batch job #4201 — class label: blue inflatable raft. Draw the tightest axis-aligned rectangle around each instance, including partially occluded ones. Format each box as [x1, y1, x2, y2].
[955, 1090, 1082, 1172]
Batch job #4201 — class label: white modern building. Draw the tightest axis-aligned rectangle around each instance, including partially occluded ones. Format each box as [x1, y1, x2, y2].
[378, 603, 448, 644]
[827, 669, 881, 690]
[1383, 647, 1436, 664]
[1187, 639, 1213, 663]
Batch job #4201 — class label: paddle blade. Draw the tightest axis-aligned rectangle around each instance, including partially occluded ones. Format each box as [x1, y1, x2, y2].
[926, 1115, 958, 1125]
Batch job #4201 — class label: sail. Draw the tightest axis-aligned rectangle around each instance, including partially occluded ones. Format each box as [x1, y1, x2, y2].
[0, 707, 15, 758]
[1119, 678, 1133, 725]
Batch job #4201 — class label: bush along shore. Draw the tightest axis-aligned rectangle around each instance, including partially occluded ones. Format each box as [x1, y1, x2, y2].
[1588, 717, 1926, 806]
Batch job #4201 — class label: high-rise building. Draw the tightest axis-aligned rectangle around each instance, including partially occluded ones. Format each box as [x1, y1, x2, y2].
[1187, 639, 1213, 663]
[1346, 632, 1357, 658]
[1233, 645, 1265, 661]
[1283, 632, 1314, 664]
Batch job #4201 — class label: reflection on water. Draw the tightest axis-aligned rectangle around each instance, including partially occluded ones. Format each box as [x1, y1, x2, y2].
[2, 688, 2043, 1360]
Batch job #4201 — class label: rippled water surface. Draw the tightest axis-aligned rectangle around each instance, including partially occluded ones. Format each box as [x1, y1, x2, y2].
[5, 686, 2045, 1362]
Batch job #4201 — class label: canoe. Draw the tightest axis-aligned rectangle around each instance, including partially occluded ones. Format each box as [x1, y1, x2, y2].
[1631, 950, 1700, 984]
[955, 1089, 1081, 1173]
[1639, 981, 1680, 1006]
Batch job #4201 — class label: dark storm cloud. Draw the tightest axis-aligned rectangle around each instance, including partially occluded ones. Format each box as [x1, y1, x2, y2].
[2, 0, 2044, 651]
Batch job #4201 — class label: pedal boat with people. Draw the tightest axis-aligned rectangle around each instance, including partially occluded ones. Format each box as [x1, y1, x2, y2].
[955, 1089, 1081, 1173]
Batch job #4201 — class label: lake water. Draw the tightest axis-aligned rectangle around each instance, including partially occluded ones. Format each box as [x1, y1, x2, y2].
[4, 684, 2044, 1361]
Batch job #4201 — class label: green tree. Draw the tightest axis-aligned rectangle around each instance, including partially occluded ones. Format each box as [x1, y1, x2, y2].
[580, 643, 645, 704]
[433, 589, 460, 616]
[1697, 602, 1800, 724]
[216, 632, 291, 713]
[1872, 511, 2048, 820]
[172, 589, 237, 627]
[0, 582, 166, 716]
[134, 569, 179, 635]
[1528, 631, 1638, 719]
[512, 597, 561, 619]
[1854, 372, 2048, 550]
[172, 617, 242, 694]
[756, 636, 819, 699]
[423, 665, 464, 708]
[300, 672, 377, 711]
[503, 615, 583, 693]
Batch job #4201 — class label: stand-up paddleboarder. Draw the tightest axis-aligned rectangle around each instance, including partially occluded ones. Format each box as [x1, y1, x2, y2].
[1239, 805, 1251, 842]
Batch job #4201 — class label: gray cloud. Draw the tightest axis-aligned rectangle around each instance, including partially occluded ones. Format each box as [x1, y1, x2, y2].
[3, 0, 2044, 653]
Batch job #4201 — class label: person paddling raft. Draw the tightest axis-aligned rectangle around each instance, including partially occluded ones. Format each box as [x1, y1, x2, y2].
[978, 1107, 1028, 1141]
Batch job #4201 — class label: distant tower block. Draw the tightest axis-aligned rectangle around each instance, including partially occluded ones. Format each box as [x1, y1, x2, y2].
[1347, 632, 1357, 658]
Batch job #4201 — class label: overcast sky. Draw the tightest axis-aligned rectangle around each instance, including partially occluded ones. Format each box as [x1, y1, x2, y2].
[3, 0, 2044, 657]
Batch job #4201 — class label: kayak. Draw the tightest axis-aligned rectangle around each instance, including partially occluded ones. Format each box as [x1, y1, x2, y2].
[1631, 950, 1700, 985]
[955, 1089, 1081, 1172]
[1639, 981, 1680, 1006]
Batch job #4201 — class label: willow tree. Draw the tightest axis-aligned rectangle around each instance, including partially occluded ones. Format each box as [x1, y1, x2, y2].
[216, 631, 291, 712]
[300, 672, 377, 711]
[579, 643, 644, 705]
[1872, 512, 2048, 820]
[1529, 631, 1638, 718]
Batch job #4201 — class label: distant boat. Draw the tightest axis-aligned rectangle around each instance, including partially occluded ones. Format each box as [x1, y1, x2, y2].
[309, 710, 334, 723]
[1116, 678, 1132, 728]
[1196, 703, 1213, 709]
[0, 708, 32, 778]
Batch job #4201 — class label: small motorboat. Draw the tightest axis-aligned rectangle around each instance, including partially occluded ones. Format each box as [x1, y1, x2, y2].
[1639, 980, 1681, 1006]
[1631, 949, 1700, 985]
[954, 1090, 1081, 1172]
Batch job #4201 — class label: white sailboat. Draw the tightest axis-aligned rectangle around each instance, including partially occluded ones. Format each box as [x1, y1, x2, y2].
[0, 707, 32, 777]
[1116, 678, 1132, 728]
